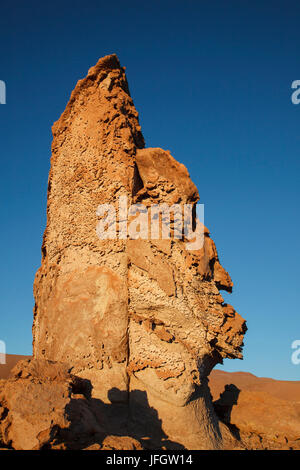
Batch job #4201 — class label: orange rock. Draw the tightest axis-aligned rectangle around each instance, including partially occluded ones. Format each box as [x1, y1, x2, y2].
[28, 55, 247, 450]
[0, 359, 103, 450]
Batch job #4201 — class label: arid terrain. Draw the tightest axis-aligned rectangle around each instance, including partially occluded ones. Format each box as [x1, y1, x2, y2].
[210, 369, 300, 449]
[1, 355, 299, 450]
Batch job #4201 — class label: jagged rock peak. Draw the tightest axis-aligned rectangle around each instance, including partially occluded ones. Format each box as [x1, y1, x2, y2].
[28, 55, 246, 450]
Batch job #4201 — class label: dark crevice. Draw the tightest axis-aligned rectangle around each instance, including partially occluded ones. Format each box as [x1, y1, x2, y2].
[131, 163, 144, 197]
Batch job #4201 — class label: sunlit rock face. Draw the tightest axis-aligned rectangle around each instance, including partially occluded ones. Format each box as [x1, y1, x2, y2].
[32, 55, 246, 449]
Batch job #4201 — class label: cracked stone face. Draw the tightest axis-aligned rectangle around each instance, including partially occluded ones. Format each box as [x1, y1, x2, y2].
[32, 54, 246, 449]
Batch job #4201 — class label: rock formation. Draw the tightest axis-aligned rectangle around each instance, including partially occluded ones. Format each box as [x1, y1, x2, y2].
[2, 55, 247, 450]
[0, 359, 142, 450]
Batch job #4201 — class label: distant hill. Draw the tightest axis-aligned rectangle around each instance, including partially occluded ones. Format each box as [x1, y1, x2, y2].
[209, 369, 300, 402]
[0, 354, 31, 379]
[209, 369, 300, 449]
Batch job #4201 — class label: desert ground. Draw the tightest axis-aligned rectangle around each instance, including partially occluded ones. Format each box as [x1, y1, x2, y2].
[1, 355, 299, 450]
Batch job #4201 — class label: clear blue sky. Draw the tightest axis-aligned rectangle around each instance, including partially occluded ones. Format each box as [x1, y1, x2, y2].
[0, 1, 299, 380]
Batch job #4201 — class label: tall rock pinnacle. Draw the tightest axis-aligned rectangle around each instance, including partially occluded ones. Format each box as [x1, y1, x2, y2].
[32, 54, 246, 449]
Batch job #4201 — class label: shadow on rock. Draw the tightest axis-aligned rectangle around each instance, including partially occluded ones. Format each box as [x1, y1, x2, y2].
[49, 382, 185, 450]
[213, 384, 241, 440]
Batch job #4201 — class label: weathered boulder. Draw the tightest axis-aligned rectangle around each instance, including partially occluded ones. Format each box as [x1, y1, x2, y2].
[0, 359, 100, 449]
[31, 54, 246, 449]
[0, 359, 145, 450]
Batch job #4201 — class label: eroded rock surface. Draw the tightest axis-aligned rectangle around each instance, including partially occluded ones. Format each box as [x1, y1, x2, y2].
[0, 359, 98, 449]
[27, 54, 245, 449]
[0, 359, 143, 450]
